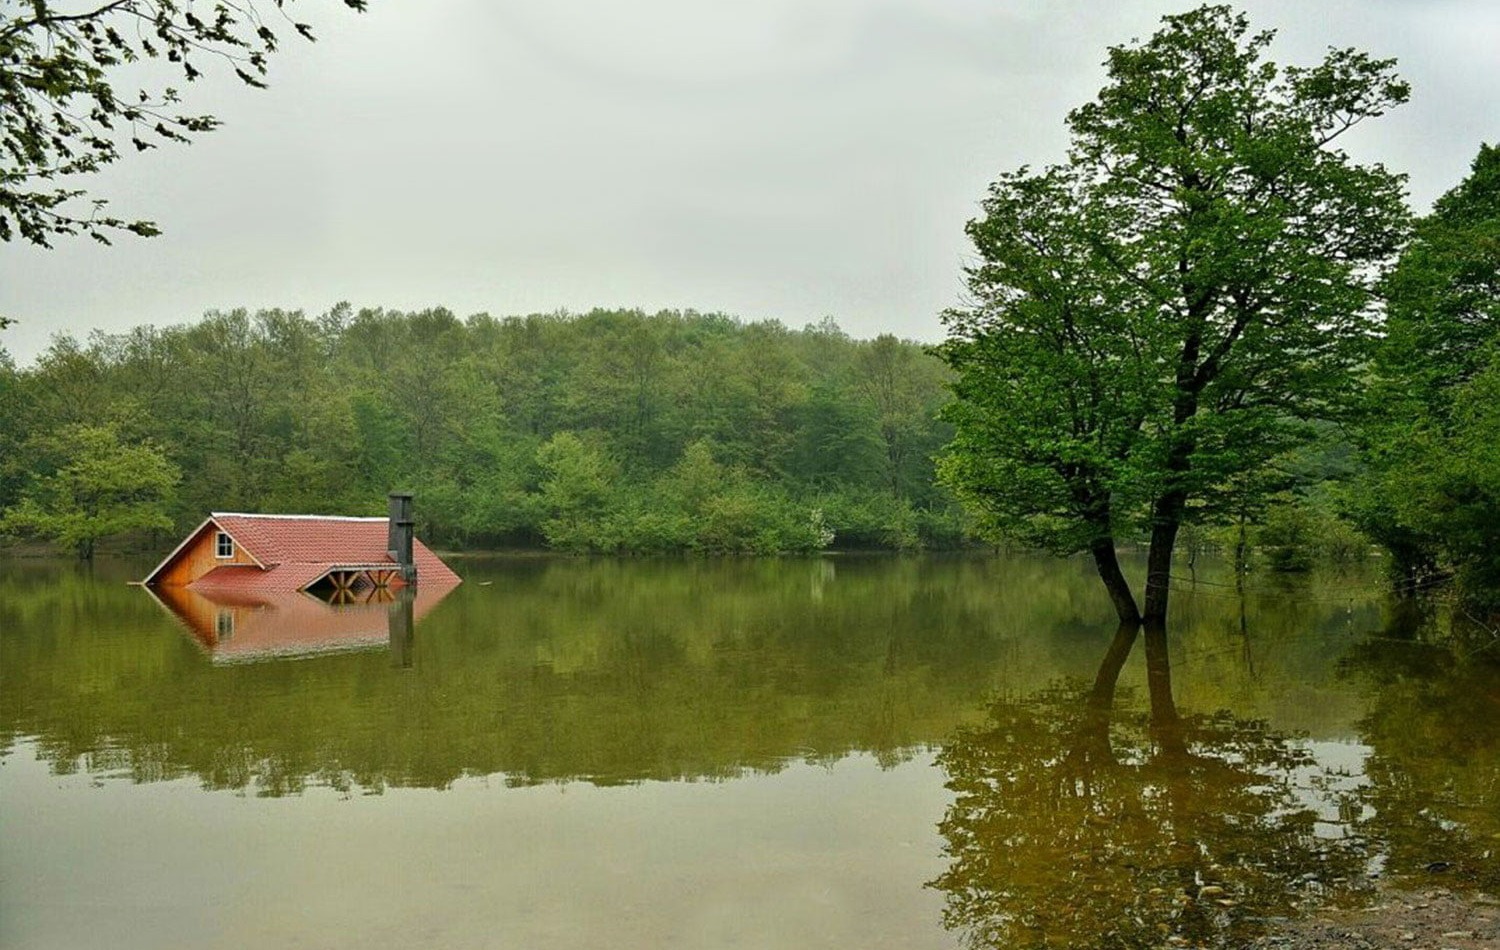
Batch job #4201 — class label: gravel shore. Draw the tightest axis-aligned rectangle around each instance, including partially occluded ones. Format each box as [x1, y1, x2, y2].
[1251, 888, 1499, 950]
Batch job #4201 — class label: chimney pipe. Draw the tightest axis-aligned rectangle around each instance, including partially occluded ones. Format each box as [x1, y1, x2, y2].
[387, 492, 416, 584]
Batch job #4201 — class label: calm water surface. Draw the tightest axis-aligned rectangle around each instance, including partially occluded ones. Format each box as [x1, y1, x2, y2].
[1, 554, 1495, 949]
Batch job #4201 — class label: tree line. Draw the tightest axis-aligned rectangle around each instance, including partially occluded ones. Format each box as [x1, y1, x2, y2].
[0, 308, 964, 554]
[0, 127, 1494, 577]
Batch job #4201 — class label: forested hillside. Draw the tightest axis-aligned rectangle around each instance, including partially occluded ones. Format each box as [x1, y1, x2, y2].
[0, 307, 965, 553]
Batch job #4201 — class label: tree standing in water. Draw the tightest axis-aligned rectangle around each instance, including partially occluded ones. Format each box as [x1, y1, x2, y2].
[939, 4, 1410, 626]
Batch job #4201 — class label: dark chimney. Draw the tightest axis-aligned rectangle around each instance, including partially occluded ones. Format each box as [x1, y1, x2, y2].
[387, 492, 416, 584]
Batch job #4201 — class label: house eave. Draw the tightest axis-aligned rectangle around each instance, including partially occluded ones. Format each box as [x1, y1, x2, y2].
[141, 516, 268, 586]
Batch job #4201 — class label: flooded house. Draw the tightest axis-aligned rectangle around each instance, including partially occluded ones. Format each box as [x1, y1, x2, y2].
[142, 493, 460, 596]
[141, 493, 461, 662]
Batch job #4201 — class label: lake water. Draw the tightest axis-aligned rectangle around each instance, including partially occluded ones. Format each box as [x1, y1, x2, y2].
[1, 553, 1496, 949]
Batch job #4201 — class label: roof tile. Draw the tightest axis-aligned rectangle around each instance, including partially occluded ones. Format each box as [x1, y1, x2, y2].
[190, 515, 461, 589]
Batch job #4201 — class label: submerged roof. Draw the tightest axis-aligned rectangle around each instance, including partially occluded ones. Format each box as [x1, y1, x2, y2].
[147, 583, 458, 664]
[143, 512, 462, 589]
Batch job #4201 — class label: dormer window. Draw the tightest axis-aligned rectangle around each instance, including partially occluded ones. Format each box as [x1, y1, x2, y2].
[215, 532, 234, 558]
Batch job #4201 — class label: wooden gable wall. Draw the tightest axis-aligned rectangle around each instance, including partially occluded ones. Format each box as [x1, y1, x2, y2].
[154, 522, 259, 587]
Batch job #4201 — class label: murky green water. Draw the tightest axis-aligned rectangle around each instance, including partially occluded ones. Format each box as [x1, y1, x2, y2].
[1, 554, 1496, 949]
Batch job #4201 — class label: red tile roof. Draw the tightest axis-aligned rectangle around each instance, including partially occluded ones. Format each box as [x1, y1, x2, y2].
[144, 513, 462, 589]
[189, 562, 332, 594]
[212, 513, 460, 586]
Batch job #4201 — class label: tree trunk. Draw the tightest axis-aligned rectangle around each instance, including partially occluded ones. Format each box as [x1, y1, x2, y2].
[1089, 537, 1141, 625]
[1142, 506, 1183, 627]
[1143, 322, 1202, 627]
[1234, 515, 1249, 594]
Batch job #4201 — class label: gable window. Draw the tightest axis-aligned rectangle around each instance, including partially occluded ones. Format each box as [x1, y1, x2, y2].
[215, 532, 234, 559]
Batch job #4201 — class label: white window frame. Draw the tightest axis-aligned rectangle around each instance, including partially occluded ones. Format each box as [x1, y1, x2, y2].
[215, 531, 234, 559]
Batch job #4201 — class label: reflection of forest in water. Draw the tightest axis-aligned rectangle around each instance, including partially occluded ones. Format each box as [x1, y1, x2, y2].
[932, 611, 1500, 950]
[1, 553, 1496, 945]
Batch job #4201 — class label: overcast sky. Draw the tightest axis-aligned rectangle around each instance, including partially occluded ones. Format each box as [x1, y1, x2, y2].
[2, 0, 1496, 365]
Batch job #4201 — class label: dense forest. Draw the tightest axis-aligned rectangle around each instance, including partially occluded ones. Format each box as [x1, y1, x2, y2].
[0, 307, 966, 553]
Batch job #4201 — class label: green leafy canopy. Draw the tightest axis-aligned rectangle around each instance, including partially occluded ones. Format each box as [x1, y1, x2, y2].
[0, 422, 179, 558]
[0, 0, 366, 246]
[1354, 143, 1500, 603]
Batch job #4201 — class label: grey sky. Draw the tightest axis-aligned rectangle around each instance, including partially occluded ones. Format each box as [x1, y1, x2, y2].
[2, 0, 1496, 365]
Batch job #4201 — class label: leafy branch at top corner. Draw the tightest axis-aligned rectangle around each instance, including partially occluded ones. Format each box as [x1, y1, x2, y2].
[0, 0, 368, 248]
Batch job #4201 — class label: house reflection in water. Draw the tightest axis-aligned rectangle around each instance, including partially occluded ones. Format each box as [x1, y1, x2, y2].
[147, 583, 457, 666]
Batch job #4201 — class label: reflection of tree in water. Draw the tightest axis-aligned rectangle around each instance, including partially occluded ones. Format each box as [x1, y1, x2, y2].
[1342, 618, 1500, 890]
[932, 623, 1370, 950]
